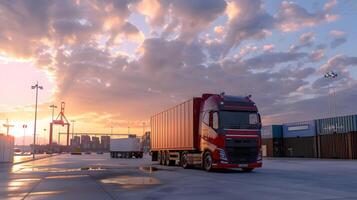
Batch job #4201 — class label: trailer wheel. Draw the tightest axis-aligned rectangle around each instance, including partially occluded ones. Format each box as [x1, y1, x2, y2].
[203, 151, 213, 172]
[242, 168, 254, 172]
[162, 151, 167, 165]
[181, 153, 190, 169]
[159, 151, 163, 165]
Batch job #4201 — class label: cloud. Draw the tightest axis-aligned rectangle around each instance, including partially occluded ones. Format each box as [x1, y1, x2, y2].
[238, 51, 308, 69]
[219, 0, 274, 57]
[276, 1, 338, 32]
[319, 54, 357, 73]
[290, 32, 315, 52]
[329, 30, 347, 49]
[324, 0, 338, 11]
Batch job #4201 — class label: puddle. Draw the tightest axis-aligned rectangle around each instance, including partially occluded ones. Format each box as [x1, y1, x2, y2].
[29, 190, 63, 196]
[139, 166, 159, 173]
[18, 167, 81, 173]
[80, 166, 107, 171]
[45, 175, 89, 179]
[17, 166, 110, 173]
[100, 175, 160, 188]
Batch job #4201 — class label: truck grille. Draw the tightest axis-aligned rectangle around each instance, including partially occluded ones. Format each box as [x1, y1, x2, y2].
[225, 138, 258, 164]
[226, 147, 258, 164]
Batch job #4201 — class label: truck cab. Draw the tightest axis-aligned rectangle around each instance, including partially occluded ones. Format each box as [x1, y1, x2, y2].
[199, 93, 262, 171]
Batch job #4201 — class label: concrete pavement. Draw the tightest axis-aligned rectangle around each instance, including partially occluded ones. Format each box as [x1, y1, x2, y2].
[1, 153, 357, 200]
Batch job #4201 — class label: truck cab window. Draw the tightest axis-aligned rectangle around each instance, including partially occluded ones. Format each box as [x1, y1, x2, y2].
[203, 111, 209, 125]
[212, 112, 219, 129]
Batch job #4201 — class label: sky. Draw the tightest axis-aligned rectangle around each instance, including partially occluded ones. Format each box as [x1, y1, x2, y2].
[1, 0, 357, 144]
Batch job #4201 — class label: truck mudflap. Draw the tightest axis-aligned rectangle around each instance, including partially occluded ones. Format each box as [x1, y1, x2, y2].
[212, 162, 262, 169]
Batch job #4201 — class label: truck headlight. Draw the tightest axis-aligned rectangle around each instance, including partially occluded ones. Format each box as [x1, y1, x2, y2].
[218, 148, 228, 161]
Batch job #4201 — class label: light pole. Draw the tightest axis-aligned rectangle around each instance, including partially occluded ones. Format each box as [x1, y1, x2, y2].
[50, 104, 57, 121]
[32, 82, 43, 159]
[22, 124, 27, 146]
[324, 71, 338, 117]
[43, 128, 47, 145]
[71, 120, 76, 139]
[142, 122, 146, 135]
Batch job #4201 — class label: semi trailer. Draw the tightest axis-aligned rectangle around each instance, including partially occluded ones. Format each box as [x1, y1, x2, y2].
[150, 93, 262, 171]
[110, 138, 143, 158]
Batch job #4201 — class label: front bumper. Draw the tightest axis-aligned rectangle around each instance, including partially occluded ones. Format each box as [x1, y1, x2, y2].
[213, 162, 262, 169]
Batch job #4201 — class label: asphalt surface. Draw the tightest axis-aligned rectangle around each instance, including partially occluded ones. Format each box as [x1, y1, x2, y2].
[13, 154, 53, 164]
[1, 154, 357, 200]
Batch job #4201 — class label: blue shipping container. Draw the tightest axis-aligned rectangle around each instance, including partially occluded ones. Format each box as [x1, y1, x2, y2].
[316, 115, 357, 135]
[262, 125, 283, 139]
[283, 120, 316, 138]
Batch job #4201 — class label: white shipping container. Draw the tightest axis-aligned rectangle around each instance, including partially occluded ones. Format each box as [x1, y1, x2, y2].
[0, 135, 4, 162]
[0, 135, 14, 163]
[110, 138, 141, 152]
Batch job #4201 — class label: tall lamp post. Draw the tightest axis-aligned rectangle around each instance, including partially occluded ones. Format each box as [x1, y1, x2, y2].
[32, 82, 43, 159]
[324, 71, 338, 117]
[22, 124, 27, 146]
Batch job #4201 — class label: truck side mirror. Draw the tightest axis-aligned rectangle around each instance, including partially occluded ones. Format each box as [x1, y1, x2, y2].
[209, 112, 213, 127]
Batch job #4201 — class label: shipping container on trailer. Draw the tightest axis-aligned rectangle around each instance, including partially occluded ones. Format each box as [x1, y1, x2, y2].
[151, 93, 262, 172]
[110, 138, 143, 158]
[151, 98, 201, 151]
[316, 115, 357, 134]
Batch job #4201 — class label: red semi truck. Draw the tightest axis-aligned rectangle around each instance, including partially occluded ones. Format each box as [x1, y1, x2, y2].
[151, 93, 262, 172]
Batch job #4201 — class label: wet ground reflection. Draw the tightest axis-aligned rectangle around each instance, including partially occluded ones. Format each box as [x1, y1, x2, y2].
[100, 175, 160, 189]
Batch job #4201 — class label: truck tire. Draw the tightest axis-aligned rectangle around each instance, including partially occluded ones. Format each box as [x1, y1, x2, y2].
[203, 151, 213, 172]
[165, 151, 174, 166]
[159, 151, 163, 165]
[162, 151, 167, 165]
[181, 153, 190, 169]
[242, 168, 254, 172]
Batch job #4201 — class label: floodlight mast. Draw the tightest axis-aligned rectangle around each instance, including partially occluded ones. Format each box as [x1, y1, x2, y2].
[324, 71, 338, 117]
[31, 81, 43, 159]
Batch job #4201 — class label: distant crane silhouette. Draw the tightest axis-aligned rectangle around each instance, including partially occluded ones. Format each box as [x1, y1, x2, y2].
[3, 119, 14, 136]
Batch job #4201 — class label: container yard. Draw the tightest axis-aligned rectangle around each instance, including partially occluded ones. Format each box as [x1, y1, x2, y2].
[262, 114, 357, 160]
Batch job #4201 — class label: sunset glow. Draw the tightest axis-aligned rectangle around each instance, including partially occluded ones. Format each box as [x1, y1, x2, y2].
[1, 0, 357, 145]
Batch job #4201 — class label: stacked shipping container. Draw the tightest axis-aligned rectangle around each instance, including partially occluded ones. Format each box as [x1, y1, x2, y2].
[282, 120, 317, 158]
[0, 134, 14, 163]
[316, 115, 357, 159]
[261, 125, 283, 157]
[265, 114, 357, 159]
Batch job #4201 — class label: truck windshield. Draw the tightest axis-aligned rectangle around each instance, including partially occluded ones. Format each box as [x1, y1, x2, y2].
[220, 111, 260, 129]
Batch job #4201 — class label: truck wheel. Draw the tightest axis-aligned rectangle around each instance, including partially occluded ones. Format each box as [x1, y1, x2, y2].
[159, 152, 163, 165]
[162, 152, 167, 165]
[203, 152, 213, 172]
[181, 153, 190, 169]
[165, 151, 174, 166]
[242, 168, 254, 172]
